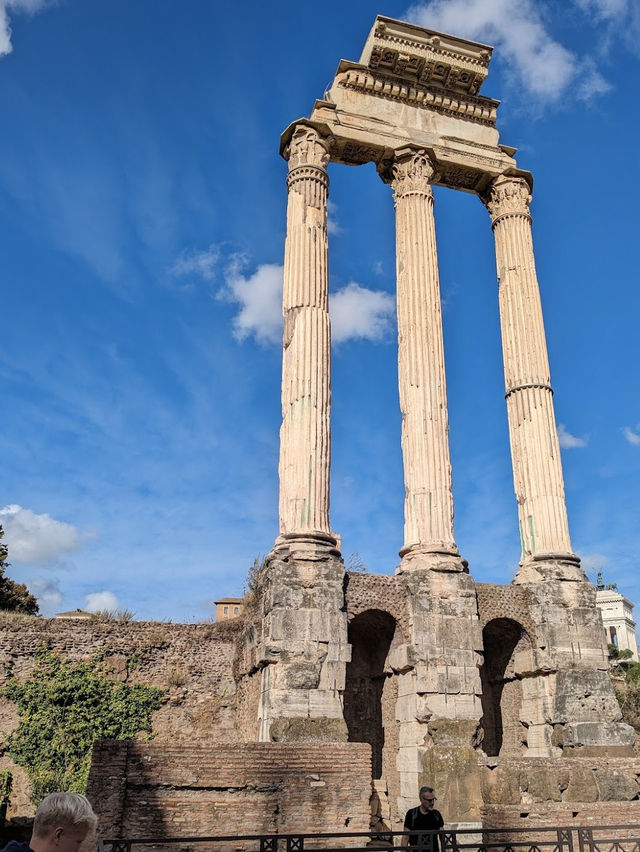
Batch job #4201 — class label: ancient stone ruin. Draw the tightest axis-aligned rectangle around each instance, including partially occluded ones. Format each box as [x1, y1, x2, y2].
[1, 15, 639, 841]
[248, 13, 639, 829]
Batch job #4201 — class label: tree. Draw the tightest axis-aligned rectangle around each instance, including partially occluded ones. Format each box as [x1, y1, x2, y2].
[0, 524, 39, 615]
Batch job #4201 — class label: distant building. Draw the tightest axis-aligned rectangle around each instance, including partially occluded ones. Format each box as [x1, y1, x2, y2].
[214, 597, 245, 621]
[55, 608, 94, 620]
[595, 573, 639, 661]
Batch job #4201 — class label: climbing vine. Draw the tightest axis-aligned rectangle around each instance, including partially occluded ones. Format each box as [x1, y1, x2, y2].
[2, 648, 165, 802]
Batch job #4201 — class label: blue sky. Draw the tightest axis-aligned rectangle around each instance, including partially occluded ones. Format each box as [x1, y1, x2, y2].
[0, 0, 638, 621]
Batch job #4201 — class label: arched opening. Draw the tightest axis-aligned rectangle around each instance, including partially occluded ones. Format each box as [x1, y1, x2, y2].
[610, 626, 618, 647]
[479, 617, 531, 757]
[343, 609, 396, 779]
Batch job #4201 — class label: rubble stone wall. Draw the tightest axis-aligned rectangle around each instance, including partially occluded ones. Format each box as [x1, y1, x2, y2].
[0, 613, 244, 817]
[87, 740, 372, 839]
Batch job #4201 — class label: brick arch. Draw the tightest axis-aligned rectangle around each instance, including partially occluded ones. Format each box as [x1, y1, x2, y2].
[343, 608, 400, 779]
[344, 572, 410, 641]
[480, 616, 532, 757]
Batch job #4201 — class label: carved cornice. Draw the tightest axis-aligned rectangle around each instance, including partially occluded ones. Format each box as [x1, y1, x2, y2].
[337, 66, 498, 128]
[485, 175, 532, 226]
[391, 150, 435, 201]
[284, 124, 332, 170]
[362, 16, 492, 96]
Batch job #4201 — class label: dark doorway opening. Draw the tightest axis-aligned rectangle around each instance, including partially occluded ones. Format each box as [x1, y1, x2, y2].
[479, 617, 530, 757]
[343, 609, 396, 778]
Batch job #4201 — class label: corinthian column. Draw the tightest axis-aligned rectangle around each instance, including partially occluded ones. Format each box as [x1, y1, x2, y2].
[276, 123, 336, 551]
[485, 174, 582, 580]
[391, 148, 460, 569]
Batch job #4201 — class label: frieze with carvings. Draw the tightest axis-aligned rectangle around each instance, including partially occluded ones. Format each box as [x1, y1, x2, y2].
[485, 176, 531, 221]
[373, 20, 491, 71]
[438, 165, 484, 191]
[338, 141, 381, 165]
[369, 46, 483, 95]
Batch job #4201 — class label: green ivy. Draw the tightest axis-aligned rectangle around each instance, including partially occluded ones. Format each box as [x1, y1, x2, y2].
[0, 771, 12, 805]
[2, 649, 165, 803]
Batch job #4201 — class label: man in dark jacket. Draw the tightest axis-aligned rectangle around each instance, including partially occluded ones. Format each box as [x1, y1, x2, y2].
[2, 793, 98, 852]
[403, 786, 444, 851]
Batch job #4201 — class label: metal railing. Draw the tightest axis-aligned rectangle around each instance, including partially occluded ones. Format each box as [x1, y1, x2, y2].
[100, 824, 640, 852]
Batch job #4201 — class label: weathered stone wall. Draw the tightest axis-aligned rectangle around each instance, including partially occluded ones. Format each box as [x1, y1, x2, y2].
[0, 613, 244, 817]
[87, 740, 372, 840]
[480, 756, 640, 830]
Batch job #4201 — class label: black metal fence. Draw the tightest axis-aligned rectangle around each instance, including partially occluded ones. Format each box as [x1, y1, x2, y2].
[99, 824, 640, 852]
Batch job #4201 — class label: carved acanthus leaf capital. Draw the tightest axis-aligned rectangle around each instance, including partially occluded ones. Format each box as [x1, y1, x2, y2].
[286, 124, 332, 170]
[485, 175, 531, 223]
[391, 149, 435, 199]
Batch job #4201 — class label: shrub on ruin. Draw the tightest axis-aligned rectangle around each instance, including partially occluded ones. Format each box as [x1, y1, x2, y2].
[2, 648, 164, 803]
[0, 525, 38, 615]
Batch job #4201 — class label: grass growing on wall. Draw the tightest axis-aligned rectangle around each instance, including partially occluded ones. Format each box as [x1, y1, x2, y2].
[2, 648, 165, 802]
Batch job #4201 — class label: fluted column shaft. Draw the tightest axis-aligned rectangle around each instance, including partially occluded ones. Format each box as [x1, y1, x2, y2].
[485, 175, 576, 567]
[277, 125, 334, 543]
[392, 149, 458, 560]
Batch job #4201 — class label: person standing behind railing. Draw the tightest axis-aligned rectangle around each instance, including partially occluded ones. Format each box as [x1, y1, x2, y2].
[403, 787, 444, 851]
[1, 792, 98, 852]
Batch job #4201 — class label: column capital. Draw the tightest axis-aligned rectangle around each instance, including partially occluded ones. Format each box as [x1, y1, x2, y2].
[484, 174, 532, 226]
[388, 148, 435, 201]
[283, 123, 332, 170]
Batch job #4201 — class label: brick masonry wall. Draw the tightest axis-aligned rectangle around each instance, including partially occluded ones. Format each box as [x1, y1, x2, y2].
[0, 613, 245, 817]
[476, 583, 538, 639]
[345, 573, 410, 642]
[482, 801, 640, 836]
[87, 741, 372, 840]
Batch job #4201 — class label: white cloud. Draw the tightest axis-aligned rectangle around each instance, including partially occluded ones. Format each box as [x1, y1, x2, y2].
[623, 425, 640, 446]
[330, 282, 395, 344]
[221, 258, 395, 347]
[170, 244, 220, 283]
[0, 504, 80, 563]
[28, 577, 63, 616]
[558, 424, 588, 448]
[327, 200, 342, 236]
[0, 0, 50, 58]
[404, 0, 608, 102]
[223, 259, 284, 345]
[85, 590, 120, 613]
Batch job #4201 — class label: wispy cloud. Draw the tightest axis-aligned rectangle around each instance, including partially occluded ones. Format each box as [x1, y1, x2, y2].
[558, 424, 588, 448]
[331, 282, 395, 344]
[580, 552, 609, 573]
[0, 0, 50, 58]
[573, 0, 629, 22]
[623, 425, 640, 446]
[327, 200, 342, 236]
[0, 504, 81, 564]
[85, 590, 121, 613]
[170, 244, 220, 283]
[28, 577, 63, 615]
[405, 0, 610, 103]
